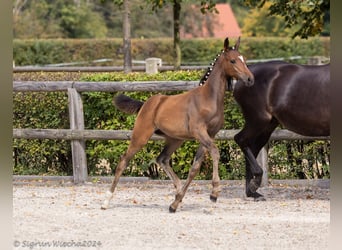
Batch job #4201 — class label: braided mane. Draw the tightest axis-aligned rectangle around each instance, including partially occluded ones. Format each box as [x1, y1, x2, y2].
[199, 50, 224, 86]
[199, 46, 237, 89]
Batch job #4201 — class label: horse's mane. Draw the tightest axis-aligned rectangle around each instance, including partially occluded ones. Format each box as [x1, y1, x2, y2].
[199, 47, 236, 86]
[199, 47, 237, 89]
[199, 50, 224, 86]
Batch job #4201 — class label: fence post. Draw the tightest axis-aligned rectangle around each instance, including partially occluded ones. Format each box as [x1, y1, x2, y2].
[257, 145, 269, 187]
[67, 88, 88, 183]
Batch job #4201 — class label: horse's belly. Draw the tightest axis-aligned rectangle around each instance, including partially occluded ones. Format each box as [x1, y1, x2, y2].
[270, 84, 330, 136]
[275, 111, 330, 136]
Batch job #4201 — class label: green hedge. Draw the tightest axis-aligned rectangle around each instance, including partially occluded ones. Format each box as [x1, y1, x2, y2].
[13, 37, 330, 66]
[13, 70, 330, 180]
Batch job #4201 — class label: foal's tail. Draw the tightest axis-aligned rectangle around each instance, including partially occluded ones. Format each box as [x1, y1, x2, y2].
[113, 94, 144, 114]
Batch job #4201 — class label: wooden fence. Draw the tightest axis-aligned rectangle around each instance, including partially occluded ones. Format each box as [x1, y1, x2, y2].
[13, 80, 330, 184]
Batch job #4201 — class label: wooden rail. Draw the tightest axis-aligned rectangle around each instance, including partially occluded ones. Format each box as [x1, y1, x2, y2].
[13, 81, 199, 92]
[13, 128, 328, 141]
[13, 81, 330, 184]
[13, 65, 206, 73]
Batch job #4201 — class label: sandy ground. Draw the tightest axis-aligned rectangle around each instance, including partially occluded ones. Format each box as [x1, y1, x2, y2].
[13, 179, 329, 250]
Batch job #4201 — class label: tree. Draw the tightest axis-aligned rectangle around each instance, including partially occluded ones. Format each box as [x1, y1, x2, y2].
[59, 1, 107, 38]
[243, 0, 330, 38]
[13, 0, 28, 22]
[13, 1, 63, 38]
[242, 2, 296, 37]
[122, 0, 132, 73]
[13, 0, 108, 38]
[147, 0, 217, 69]
[102, 0, 132, 72]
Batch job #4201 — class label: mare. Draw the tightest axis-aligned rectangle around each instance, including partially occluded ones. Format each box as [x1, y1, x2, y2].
[101, 37, 254, 212]
[233, 60, 330, 200]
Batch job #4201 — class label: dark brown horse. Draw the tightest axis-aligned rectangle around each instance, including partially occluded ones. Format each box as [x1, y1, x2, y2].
[101, 37, 254, 212]
[233, 61, 330, 200]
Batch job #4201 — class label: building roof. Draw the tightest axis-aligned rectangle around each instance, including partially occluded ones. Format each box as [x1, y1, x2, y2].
[181, 3, 241, 39]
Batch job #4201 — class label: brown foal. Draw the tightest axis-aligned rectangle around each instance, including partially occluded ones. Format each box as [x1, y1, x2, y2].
[101, 37, 254, 212]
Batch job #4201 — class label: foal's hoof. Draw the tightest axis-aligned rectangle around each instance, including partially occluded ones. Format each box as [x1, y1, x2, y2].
[209, 195, 217, 202]
[169, 206, 177, 213]
[100, 204, 108, 210]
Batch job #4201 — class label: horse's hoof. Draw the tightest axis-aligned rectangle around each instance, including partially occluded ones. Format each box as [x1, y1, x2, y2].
[247, 190, 266, 201]
[169, 206, 177, 213]
[100, 204, 108, 210]
[249, 180, 259, 193]
[210, 195, 217, 202]
[100, 203, 108, 210]
[254, 196, 266, 202]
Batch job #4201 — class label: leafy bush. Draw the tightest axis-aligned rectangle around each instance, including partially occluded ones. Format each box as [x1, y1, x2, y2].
[13, 37, 330, 66]
[13, 92, 71, 175]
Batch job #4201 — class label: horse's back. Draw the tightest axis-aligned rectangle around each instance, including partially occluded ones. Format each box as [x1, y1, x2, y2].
[234, 61, 330, 136]
[269, 63, 330, 136]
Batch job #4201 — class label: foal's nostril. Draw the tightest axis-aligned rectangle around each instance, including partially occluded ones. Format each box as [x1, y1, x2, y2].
[247, 76, 254, 86]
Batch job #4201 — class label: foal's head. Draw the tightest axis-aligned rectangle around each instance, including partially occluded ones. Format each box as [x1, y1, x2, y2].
[221, 37, 254, 86]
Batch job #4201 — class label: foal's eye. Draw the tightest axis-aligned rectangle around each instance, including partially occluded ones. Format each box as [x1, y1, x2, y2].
[230, 59, 236, 64]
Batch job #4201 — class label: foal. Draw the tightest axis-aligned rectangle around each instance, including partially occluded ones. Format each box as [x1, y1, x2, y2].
[101, 37, 254, 212]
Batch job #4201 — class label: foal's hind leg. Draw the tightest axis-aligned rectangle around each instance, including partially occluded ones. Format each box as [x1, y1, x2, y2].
[169, 131, 220, 213]
[156, 137, 183, 193]
[169, 145, 207, 213]
[101, 121, 155, 209]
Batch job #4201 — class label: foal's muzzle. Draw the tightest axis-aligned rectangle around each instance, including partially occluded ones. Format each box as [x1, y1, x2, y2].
[242, 74, 254, 87]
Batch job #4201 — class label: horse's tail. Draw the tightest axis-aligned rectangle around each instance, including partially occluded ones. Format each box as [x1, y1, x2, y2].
[113, 94, 144, 114]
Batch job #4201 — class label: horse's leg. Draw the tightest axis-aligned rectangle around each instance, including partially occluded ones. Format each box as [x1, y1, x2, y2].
[156, 137, 184, 193]
[169, 145, 207, 213]
[101, 119, 155, 210]
[198, 133, 221, 202]
[235, 133, 264, 199]
[169, 128, 220, 213]
[235, 119, 278, 200]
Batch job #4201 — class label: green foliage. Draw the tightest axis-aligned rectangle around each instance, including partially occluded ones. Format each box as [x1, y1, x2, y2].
[243, 0, 330, 38]
[13, 38, 123, 66]
[268, 140, 330, 179]
[14, 0, 108, 39]
[242, 2, 297, 37]
[13, 37, 330, 66]
[59, 3, 107, 38]
[13, 92, 71, 175]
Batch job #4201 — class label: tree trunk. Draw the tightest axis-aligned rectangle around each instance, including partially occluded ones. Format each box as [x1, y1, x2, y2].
[173, 0, 181, 69]
[123, 0, 132, 73]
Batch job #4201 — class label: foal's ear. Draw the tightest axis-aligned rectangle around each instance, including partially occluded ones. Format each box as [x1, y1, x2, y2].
[224, 37, 229, 51]
[235, 37, 241, 50]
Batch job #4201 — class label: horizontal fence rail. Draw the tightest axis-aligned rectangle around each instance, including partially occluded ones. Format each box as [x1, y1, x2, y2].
[13, 128, 329, 141]
[13, 81, 199, 92]
[13, 80, 330, 184]
[14, 55, 325, 73]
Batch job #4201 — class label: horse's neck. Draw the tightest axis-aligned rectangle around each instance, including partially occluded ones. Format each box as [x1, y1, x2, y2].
[204, 63, 227, 103]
